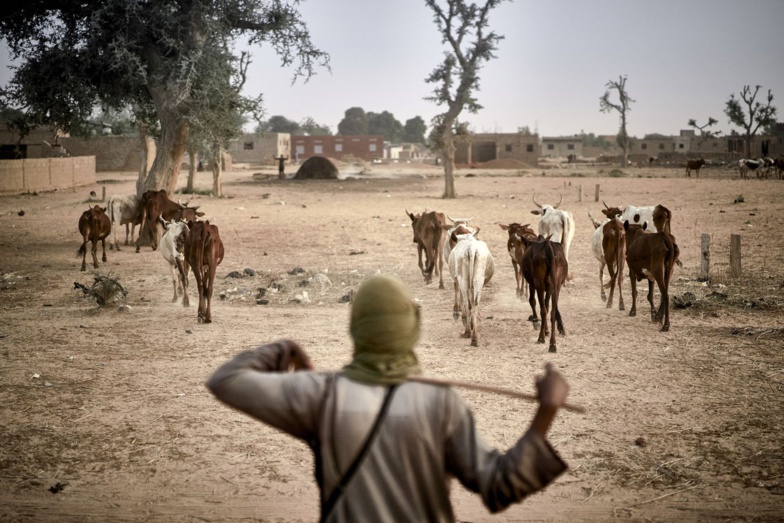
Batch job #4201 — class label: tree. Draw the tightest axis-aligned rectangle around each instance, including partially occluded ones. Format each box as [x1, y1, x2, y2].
[724, 85, 777, 157]
[403, 116, 427, 143]
[263, 115, 302, 134]
[600, 75, 635, 167]
[424, 0, 507, 199]
[337, 107, 369, 135]
[367, 111, 403, 142]
[0, 0, 328, 195]
[687, 117, 722, 146]
[300, 117, 332, 136]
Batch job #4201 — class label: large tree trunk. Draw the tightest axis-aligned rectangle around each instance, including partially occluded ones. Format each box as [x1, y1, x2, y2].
[187, 149, 197, 192]
[212, 150, 223, 198]
[135, 121, 155, 198]
[143, 111, 189, 194]
[441, 118, 457, 199]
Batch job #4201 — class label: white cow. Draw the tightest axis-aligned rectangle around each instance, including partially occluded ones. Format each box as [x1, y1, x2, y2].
[160, 219, 191, 306]
[441, 216, 477, 319]
[602, 201, 659, 232]
[106, 194, 142, 251]
[448, 233, 494, 347]
[531, 193, 575, 278]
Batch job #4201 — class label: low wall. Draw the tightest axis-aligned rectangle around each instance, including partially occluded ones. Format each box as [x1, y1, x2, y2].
[0, 156, 96, 194]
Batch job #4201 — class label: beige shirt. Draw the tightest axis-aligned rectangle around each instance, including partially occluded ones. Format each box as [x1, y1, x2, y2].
[207, 345, 567, 522]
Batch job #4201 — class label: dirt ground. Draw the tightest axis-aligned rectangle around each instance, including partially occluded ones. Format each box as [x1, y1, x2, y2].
[1, 161, 783, 522]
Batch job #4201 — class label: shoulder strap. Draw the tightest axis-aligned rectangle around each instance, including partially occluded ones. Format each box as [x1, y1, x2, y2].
[319, 384, 398, 523]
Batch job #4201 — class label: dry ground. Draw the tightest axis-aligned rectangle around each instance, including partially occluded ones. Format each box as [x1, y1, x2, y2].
[0, 161, 783, 522]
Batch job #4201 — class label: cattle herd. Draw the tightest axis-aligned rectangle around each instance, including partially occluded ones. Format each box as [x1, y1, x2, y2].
[407, 196, 679, 353]
[76, 190, 223, 323]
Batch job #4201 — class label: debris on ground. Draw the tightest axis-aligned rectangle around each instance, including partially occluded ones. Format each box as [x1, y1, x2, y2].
[73, 273, 128, 306]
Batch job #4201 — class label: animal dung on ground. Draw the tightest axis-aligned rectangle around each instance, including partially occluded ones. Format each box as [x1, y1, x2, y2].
[288, 267, 306, 275]
[225, 271, 244, 279]
[18, 210, 25, 216]
[243, 268, 257, 277]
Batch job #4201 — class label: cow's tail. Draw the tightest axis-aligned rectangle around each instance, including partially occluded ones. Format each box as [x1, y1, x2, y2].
[662, 233, 677, 287]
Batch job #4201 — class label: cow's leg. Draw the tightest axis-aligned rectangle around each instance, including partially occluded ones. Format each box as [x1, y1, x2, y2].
[177, 259, 190, 307]
[101, 237, 107, 262]
[204, 264, 215, 323]
[513, 262, 523, 299]
[660, 280, 670, 332]
[437, 248, 445, 290]
[470, 301, 479, 347]
[646, 279, 656, 322]
[169, 264, 179, 302]
[110, 221, 118, 251]
[527, 282, 538, 323]
[452, 279, 460, 320]
[536, 287, 547, 344]
[599, 261, 607, 302]
[193, 268, 205, 322]
[548, 297, 558, 353]
[605, 261, 615, 309]
[80, 240, 88, 272]
[628, 275, 638, 317]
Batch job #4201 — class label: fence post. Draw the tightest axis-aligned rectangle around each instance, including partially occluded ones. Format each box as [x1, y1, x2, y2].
[730, 234, 742, 277]
[101, 186, 106, 202]
[594, 184, 600, 202]
[578, 184, 582, 202]
[699, 233, 710, 281]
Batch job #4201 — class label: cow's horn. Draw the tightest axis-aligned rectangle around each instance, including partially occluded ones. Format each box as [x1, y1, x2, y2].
[532, 193, 542, 209]
[554, 193, 563, 209]
[603, 200, 609, 209]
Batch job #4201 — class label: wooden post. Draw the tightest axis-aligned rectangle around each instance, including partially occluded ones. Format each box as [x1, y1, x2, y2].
[578, 184, 583, 202]
[594, 184, 600, 202]
[101, 186, 106, 202]
[730, 234, 741, 277]
[699, 233, 710, 282]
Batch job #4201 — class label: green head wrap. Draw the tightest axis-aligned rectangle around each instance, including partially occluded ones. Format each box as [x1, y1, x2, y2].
[342, 275, 422, 385]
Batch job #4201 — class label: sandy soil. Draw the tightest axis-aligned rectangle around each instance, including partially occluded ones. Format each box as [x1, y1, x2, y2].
[1, 161, 783, 522]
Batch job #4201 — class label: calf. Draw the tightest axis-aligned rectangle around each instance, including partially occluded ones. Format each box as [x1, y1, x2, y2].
[184, 220, 224, 323]
[531, 193, 575, 279]
[136, 190, 205, 252]
[77, 205, 111, 271]
[588, 212, 625, 310]
[685, 158, 705, 178]
[406, 209, 446, 288]
[498, 222, 537, 299]
[160, 219, 190, 305]
[624, 221, 678, 332]
[448, 232, 494, 347]
[106, 194, 142, 251]
[521, 235, 568, 353]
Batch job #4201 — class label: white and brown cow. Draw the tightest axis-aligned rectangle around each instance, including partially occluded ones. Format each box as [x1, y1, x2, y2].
[160, 218, 190, 306]
[588, 211, 625, 310]
[531, 193, 575, 280]
[106, 194, 142, 251]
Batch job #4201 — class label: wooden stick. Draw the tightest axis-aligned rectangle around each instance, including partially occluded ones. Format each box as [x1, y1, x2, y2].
[407, 375, 586, 414]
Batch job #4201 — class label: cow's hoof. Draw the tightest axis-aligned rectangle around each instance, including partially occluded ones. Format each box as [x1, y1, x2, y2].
[102, 256, 107, 262]
[453, 310, 460, 320]
[601, 294, 606, 302]
[109, 245, 115, 251]
[528, 314, 537, 322]
[605, 302, 612, 309]
[80, 266, 86, 272]
[470, 339, 479, 347]
[661, 325, 669, 332]
[537, 337, 545, 344]
[558, 328, 566, 336]
[135, 248, 140, 254]
[439, 283, 445, 290]
[629, 310, 636, 317]
[461, 332, 471, 339]
[204, 318, 212, 324]
[548, 345, 557, 353]
[619, 303, 625, 311]
[171, 297, 178, 303]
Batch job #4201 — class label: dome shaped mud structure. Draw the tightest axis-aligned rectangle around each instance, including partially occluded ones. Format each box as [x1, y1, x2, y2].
[293, 157, 339, 180]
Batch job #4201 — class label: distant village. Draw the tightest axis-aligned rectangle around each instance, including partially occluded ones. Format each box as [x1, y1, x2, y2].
[1, 124, 781, 172]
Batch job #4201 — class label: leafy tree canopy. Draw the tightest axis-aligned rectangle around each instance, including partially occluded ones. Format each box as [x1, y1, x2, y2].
[403, 116, 427, 143]
[367, 111, 403, 142]
[337, 107, 369, 135]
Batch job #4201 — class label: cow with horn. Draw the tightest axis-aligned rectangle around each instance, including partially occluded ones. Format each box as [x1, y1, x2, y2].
[531, 193, 575, 279]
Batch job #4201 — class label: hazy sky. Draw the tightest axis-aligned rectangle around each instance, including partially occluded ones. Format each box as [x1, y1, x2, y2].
[2, 0, 783, 138]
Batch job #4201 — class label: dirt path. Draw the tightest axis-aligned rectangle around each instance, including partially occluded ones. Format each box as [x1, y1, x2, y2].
[1, 164, 782, 521]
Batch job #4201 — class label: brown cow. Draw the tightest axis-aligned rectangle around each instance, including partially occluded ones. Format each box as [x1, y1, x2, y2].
[498, 222, 537, 299]
[624, 221, 678, 332]
[184, 220, 224, 323]
[521, 235, 568, 353]
[136, 190, 205, 252]
[77, 205, 112, 271]
[406, 209, 446, 288]
[588, 212, 625, 310]
[685, 158, 705, 178]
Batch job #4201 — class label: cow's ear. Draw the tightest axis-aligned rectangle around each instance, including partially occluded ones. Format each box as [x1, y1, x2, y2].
[196, 211, 205, 217]
[623, 220, 630, 231]
[531, 210, 541, 216]
[498, 223, 509, 230]
[473, 226, 481, 237]
[441, 224, 451, 231]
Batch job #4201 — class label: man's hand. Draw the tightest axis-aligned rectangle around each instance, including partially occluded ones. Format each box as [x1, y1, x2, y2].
[535, 363, 569, 410]
[277, 340, 314, 372]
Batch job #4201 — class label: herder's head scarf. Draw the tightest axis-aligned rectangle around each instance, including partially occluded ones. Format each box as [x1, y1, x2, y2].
[342, 275, 421, 385]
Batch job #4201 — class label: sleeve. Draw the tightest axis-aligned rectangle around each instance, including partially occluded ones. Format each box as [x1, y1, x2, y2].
[443, 390, 568, 513]
[206, 342, 326, 441]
